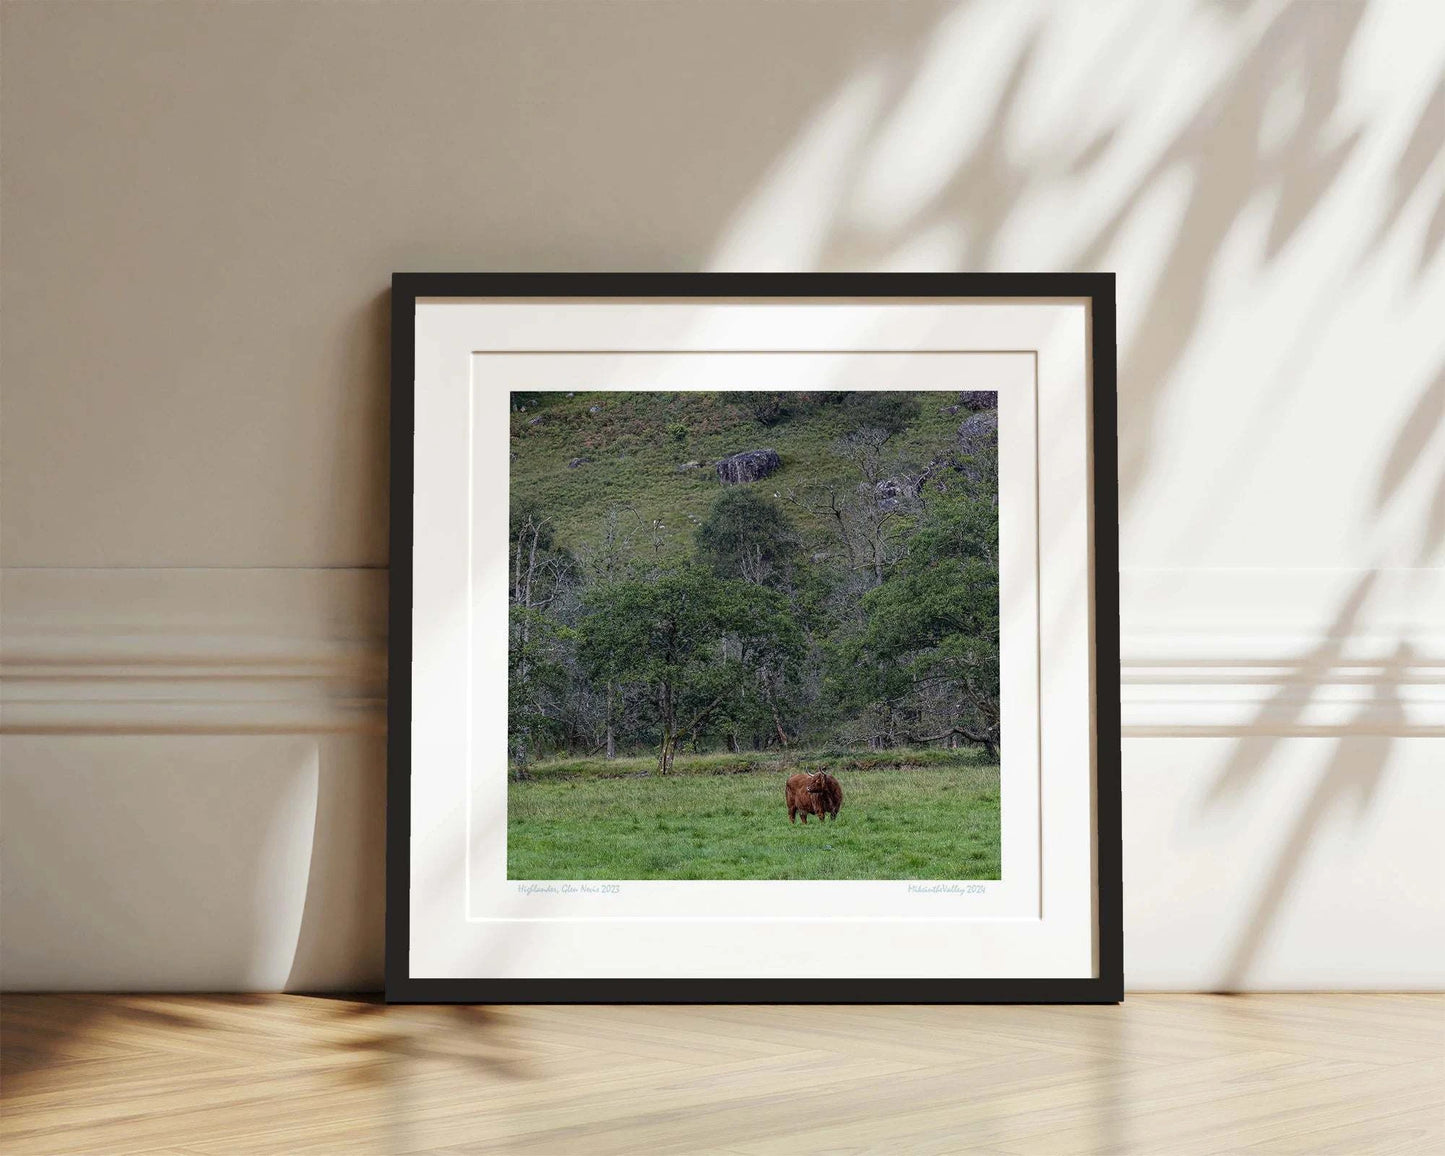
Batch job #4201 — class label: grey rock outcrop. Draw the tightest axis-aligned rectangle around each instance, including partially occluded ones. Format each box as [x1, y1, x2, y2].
[875, 476, 921, 511]
[716, 448, 781, 485]
[958, 409, 998, 455]
[567, 457, 591, 469]
[959, 391, 997, 412]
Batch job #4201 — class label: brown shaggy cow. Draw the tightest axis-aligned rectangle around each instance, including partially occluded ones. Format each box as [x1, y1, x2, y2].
[785, 770, 843, 824]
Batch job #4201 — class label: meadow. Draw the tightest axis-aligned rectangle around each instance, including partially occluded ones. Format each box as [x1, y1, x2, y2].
[507, 750, 1000, 881]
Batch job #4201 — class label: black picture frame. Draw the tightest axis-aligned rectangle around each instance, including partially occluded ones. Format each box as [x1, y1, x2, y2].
[387, 273, 1121, 1004]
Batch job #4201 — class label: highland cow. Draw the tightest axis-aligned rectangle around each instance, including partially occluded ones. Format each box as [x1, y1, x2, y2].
[785, 771, 843, 824]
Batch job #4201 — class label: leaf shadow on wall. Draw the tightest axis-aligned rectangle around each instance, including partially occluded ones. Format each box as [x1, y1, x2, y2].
[720, 0, 1444, 988]
[783, 1, 1372, 508]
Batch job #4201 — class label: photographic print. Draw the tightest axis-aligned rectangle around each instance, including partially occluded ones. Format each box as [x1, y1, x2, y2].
[507, 388, 1001, 882]
[392, 275, 1119, 1002]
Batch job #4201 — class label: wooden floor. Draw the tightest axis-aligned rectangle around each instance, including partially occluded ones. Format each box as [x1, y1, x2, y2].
[1, 995, 1441, 1154]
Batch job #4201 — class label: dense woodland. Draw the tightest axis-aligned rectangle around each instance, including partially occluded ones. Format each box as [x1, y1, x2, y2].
[508, 390, 1000, 776]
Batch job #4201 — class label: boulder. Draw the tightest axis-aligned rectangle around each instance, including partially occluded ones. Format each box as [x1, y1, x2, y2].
[959, 391, 997, 411]
[874, 476, 920, 510]
[958, 409, 998, 456]
[716, 448, 781, 485]
[567, 457, 591, 469]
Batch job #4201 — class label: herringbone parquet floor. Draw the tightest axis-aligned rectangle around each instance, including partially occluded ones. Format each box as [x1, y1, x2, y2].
[1, 994, 1441, 1154]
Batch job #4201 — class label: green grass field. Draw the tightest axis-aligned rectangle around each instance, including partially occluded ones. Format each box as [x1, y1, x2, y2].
[506, 750, 1000, 881]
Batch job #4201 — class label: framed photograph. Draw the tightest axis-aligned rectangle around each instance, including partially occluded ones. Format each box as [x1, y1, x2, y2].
[387, 273, 1120, 1003]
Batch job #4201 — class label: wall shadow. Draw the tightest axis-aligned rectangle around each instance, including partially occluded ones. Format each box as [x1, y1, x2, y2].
[704, 0, 1443, 988]
[283, 734, 387, 993]
[795, 0, 1444, 989]
[382, 0, 1444, 993]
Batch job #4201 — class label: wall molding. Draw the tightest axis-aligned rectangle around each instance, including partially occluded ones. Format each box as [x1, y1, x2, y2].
[1, 568, 386, 734]
[4, 565, 1441, 737]
[1119, 566, 1445, 736]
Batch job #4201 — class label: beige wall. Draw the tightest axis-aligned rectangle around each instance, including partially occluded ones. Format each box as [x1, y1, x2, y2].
[3, 0, 1442, 990]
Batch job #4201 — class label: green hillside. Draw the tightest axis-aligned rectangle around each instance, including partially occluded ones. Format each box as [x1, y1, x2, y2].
[507, 386, 1001, 770]
[509, 390, 965, 556]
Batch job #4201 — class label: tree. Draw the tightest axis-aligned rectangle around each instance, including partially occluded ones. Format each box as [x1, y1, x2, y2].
[846, 392, 920, 436]
[577, 567, 734, 774]
[576, 504, 649, 755]
[576, 566, 808, 770]
[508, 605, 572, 773]
[858, 477, 1000, 757]
[711, 581, 806, 750]
[507, 507, 577, 774]
[735, 391, 791, 426]
[860, 559, 999, 756]
[694, 489, 799, 587]
[786, 429, 913, 587]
